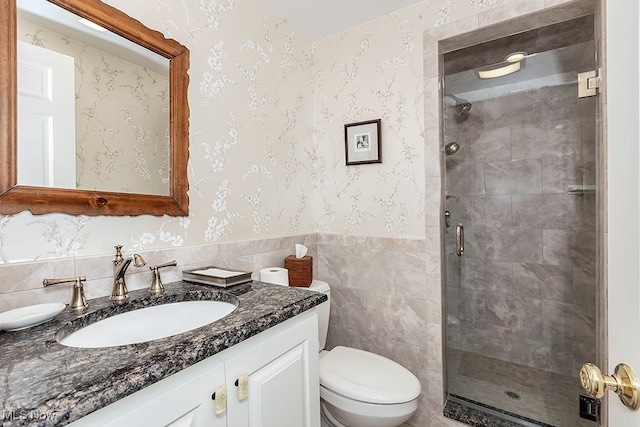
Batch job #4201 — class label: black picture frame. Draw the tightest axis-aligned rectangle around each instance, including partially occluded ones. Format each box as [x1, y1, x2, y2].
[344, 119, 381, 165]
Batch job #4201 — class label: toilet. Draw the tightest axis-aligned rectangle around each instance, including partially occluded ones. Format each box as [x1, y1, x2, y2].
[308, 280, 421, 427]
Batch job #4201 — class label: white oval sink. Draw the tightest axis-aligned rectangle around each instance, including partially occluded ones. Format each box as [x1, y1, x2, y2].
[59, 300, 236, 348]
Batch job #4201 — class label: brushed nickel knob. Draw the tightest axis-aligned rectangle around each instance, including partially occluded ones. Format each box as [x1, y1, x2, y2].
[43, 276, 88, 310]
[148, 260, 177, 295]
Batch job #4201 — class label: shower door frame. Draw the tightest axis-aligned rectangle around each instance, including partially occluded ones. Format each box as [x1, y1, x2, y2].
[432, 1, 606, 425]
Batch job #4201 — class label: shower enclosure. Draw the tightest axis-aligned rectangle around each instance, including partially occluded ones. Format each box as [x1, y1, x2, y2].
[442, 15, 598, 427]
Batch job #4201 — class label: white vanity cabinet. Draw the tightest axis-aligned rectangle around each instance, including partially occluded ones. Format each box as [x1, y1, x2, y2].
[225, 312, 318, 427]
[69, 310, 319, 427]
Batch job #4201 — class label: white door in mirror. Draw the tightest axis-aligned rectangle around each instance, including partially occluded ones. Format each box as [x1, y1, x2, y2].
[17, 41, 76, 188]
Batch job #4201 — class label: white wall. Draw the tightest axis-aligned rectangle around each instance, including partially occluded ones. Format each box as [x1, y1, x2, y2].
[605, 0, 640, 425]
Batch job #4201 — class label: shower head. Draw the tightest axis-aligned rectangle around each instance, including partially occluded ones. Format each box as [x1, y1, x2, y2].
[444, 142, 460, 156]
[444, 93, 472, 116]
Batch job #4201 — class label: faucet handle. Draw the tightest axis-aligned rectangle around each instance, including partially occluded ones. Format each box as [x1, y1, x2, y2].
[148, 260, 177, 295]
[43, 277, 88, 310]
[114, 245, 124, 263]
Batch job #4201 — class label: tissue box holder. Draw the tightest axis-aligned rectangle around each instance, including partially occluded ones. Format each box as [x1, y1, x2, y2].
[284, 255, 312, 287]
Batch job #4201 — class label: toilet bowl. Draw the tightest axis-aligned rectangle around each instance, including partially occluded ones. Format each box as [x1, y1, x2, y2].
[309, 280, 421, 427]
[320, 387, 419, 427]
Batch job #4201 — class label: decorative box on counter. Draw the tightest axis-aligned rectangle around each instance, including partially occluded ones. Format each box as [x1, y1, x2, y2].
[182, 267, 252, 288]
[284, 255, 312, 287]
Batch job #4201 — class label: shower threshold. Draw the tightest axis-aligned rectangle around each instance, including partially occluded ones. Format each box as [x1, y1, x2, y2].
[444, 394, 554, 427]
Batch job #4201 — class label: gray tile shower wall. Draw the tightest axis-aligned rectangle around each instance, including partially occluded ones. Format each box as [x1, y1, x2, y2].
[444, 83, 597, 378]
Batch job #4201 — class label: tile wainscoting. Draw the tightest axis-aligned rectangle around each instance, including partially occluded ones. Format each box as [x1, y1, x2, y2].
[0, 234, 318, 312]
[316, 233, 441, 426]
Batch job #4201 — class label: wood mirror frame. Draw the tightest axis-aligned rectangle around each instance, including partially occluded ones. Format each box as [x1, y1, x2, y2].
[0, 0, 189, 216]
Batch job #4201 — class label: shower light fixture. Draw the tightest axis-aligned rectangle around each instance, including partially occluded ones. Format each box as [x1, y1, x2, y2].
[476, 51, 527, 79]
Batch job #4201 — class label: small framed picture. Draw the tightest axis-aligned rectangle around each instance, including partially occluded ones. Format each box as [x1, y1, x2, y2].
[344, 119, 381, 165]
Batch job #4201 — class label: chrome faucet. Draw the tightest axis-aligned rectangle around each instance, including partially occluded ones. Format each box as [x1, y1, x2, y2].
[111, 245, 146, 301]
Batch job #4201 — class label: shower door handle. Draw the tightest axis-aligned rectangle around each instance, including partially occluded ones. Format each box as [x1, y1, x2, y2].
[580, 362, 640, 410]
[456, 224, 464, 256]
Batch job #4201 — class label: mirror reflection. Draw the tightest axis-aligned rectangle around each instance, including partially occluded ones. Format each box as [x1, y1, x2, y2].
[17, 0, 170, 196]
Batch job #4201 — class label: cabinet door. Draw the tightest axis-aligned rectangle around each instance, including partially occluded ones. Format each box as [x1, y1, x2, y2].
[69, 357, 227, 427]
[226, 312, 320, 427]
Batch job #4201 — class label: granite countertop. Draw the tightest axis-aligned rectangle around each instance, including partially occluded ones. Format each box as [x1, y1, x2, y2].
[0, 281, 326, 426]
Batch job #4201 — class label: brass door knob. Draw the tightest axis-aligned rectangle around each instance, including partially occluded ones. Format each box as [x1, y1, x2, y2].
[580, 362, 640, 410]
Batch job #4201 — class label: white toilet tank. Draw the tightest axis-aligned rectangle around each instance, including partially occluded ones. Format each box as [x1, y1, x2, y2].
[308, 280, 330, 350]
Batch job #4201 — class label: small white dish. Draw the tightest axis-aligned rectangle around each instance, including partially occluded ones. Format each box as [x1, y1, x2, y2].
[0, 303, 66, 331]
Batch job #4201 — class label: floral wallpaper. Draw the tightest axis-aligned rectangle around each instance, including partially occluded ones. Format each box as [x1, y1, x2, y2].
[17, 18, 171, 196]
[1, 0, 517, 263]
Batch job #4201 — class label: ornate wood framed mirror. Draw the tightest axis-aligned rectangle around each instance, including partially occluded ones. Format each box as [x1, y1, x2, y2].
[0, 0, 189, 216]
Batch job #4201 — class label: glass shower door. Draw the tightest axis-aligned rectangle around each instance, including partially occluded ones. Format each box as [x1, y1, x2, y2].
[442, 19, 598, 427]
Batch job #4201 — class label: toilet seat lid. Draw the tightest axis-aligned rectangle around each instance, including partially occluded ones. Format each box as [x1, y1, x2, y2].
[319, 346, 421, 404]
